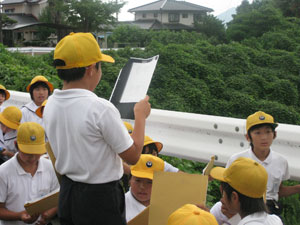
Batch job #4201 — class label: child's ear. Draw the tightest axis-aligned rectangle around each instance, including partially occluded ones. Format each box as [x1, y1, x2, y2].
[273, 131, 277, 140]
[245, 134, 250, 142]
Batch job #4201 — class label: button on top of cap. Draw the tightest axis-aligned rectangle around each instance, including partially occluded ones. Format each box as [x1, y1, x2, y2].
[30, 135, 36, 141]
[146, 161, 153, 168]
[259, 116, 265, 120]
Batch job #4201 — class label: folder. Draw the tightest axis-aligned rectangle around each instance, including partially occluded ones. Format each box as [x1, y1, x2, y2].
[24, 189, 59, 216]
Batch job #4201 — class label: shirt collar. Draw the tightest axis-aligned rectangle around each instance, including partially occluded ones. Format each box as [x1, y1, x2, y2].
[249, 148, 273, 165]
[52, 88, 97, 99]
[14, 153, 44, 176]
[23, 101, 39, 112]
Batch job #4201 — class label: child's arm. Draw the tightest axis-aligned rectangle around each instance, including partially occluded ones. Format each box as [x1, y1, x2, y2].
[278, 183, 300, 197]
[0, 203, 39, 223]
[119, 96, 151, 165]
[1, 149, 15, 158]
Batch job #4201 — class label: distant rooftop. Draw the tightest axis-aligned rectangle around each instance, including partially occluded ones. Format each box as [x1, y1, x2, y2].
[128, 0, 213, 13]
[1, 0, 40, 4]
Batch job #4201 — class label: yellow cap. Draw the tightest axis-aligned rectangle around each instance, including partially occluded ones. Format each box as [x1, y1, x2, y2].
[17, 122, 46, 154]
[246, 111, 278, 133]
[54, 32, 114, 69]
[210, 157, 268, 198]
[36, 100, 47, 118]
[123, 121, 133, 134]
[167, 204, 218, 225]
[26, 75, 54, 92]
[131, 155, 164, 180]
[144, 136, 163, 153]
[0, 106, 22, 129]
[0, 84, 10, 100]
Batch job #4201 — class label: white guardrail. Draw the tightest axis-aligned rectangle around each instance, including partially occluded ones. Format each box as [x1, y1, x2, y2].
[4, 90, 300, 181]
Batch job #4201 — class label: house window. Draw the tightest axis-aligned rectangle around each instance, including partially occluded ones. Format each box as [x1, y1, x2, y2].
[182, 13, 188, 18]
[4, 8, 15, 13]
[169, 13, 179, 22]
[154, 13, 158, 18]
[142, 13, 147, 18]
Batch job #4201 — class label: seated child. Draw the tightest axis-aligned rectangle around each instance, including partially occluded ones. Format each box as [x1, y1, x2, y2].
[0, 85, 10, 112]
[167, 204, 218, 225]
[0, 122, 59, 225]
[0, 106, 22, 164]
[125, 154, 164, 222]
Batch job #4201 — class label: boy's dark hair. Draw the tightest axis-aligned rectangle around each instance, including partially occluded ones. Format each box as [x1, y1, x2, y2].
[54, 59, 100, 83]
[142, 143, 159, 155]
[0, 90, 6, 98]
[247, 123, 276, 149]
[221, 182, 267, 218]
[29, 82, 50, 101]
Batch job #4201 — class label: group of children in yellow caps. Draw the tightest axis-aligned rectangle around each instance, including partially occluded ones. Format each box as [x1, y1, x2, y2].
[0, 31, 300, 225]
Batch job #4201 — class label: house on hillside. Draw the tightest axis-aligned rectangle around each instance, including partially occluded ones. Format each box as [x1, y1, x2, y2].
[127, 0, 213, 30]
[0, 0, 71, 47]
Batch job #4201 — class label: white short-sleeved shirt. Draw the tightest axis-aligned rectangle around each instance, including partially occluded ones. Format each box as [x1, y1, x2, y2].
[0, 130, 17, 161]
[226, 148, 289, 201]
[43, 89, 133, 184]
[21, 101, 43, 125]
[164, 161, 179, 172]
[210, 201, 241, 225]
[0, 154, 59, 225]
[237, 212, 283, 225]
[125, 190, 146, 222]
[0, 105, 4, 113]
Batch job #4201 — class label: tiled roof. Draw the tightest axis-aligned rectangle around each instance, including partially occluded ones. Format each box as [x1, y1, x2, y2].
[128, 0, 213, 13]
[2, 14, 41, 30]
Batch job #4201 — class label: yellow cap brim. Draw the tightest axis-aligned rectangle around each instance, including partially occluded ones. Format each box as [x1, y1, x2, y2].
[36, 107, 43, 118]
[0, 114, 19, 130]
[210, 167, 226, 182]
[144, 141, 163, 153]
[101, 53, 115, 63]
[131, 170, 154, 180]
[26, 81, 54, 92]
[18, 143, 46, 154]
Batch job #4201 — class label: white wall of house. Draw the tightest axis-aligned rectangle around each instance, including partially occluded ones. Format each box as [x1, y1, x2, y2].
[180, 12, 194, 26]
[135, 11, 195, 26]
[3, 4, 24, 14]
[31, 1, 48, 18]
[2, 1, 48, 18]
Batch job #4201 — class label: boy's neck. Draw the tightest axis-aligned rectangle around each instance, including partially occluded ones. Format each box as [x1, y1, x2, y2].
[17, 155, 39, 177]
[251, 147, 270, 161]
[62, 79, 92, 91]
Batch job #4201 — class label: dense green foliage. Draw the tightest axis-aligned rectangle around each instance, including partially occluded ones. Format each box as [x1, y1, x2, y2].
[1, 0, 300, 223]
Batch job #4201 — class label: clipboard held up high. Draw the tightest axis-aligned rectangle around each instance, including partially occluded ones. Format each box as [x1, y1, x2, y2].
[110, 55, 159, 119]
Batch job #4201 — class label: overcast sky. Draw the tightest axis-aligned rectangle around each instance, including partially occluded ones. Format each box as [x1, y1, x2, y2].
[116, 0, 253, 21]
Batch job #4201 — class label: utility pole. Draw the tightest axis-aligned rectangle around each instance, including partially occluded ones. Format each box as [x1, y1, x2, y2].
[116, 0, 118, 21]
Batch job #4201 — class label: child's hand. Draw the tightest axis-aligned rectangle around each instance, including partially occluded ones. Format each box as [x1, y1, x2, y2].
[134, 95, 151, 119]
[20, 211, 39, 224]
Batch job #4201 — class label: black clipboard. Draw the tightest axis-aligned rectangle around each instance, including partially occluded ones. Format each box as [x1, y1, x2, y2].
[110, 55, 159, 119]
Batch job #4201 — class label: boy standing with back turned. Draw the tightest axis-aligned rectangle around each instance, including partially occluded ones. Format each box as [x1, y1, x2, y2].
[43, 32, 151, 225]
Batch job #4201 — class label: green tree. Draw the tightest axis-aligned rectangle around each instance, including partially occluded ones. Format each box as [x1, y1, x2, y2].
[194, 15, 226, 42]
[227, 1, 284, 41]
[67, 0, 124, 32]
[273, 0, 300, 17]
